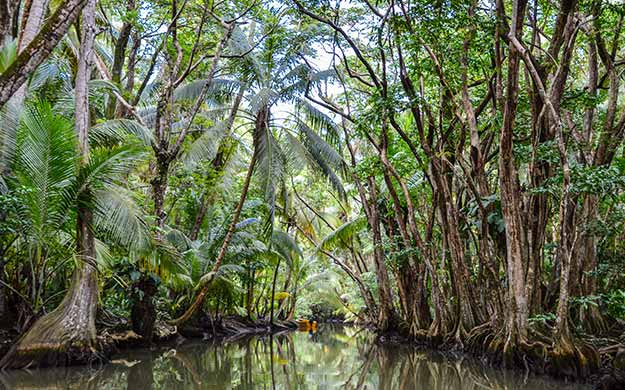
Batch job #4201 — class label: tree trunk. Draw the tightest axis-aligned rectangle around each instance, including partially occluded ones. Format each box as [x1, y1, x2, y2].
[0, 251, 8, 329]
[168, 150, 258, 327]
[498, 0, 529, 353]
[130, 274, 158, 339]
[367, 176, 398, 332]
[0, 0, 89, 107]
[9, 0, 50, 106]
[0, 0, 19, 45]
[130, 156, 169, 340]
[0, 0, 99, 368]
[17, 0, 50, 51]
[246, 268, 255, 318]
[106, 0, 134, 119]
[269, 258, 281, 326]
[189, 192, 209, 241]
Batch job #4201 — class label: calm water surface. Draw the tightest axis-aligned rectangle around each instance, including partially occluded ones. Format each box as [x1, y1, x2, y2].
[0, 326, 590, 389]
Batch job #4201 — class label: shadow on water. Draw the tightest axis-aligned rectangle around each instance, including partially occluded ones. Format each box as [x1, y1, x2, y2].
[0, 325, 590, 389]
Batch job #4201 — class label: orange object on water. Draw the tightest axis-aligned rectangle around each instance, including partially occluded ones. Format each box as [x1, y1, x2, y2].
[297, 319, 317, 331]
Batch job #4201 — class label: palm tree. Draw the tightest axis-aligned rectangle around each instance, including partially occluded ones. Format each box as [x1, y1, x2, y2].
[0, 6, 153, 363]
[0, 97, 150, 367]
[168, 22, 345, 326]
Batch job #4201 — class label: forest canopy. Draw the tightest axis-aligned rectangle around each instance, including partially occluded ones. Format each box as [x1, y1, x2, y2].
[1, 0, 625, 381]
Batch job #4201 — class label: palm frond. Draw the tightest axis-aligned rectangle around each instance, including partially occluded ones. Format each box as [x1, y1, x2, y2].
[0, 38, 17, 73]
[216, 263, 245, 275]
[275, 63, 309, 89]
[254, 123, 286, 236]
[183, 120, 227, 168]
[95, 237, 116, 271]
[292, 120, 346, 198]
[54, 79, 121, 116]
[278, 69, 337, 102]
[14, 101, 77, 237]
[173, 78, 240, 103]
[271, 230, 302, 267]
[296, 120, 343, 169]
[0, 100, 21, 178]
[90, 119, 153, 146]
[316, 216, 367, 252]
[295, 97, 342, 149]
[93, 184, 152, 252]
[76, 144, 146, 192]
[28, 56, 72, 92]
[249, 88, 279, 114]
[228, 26, 266, 83]
[282, 132, 308, 173]
[165, 228, 193, 252]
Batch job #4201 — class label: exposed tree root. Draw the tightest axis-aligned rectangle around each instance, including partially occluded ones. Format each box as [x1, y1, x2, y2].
[0, 264, 104, 369]
[549, 334, 599, 379]
[384, 319, 618, 384]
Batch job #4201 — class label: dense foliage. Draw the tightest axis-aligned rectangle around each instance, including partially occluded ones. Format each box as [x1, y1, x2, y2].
[1, 0, 625, 380]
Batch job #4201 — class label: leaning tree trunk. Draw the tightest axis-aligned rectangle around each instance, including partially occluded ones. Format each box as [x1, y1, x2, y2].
[168, 150, 258, 327]
[0, 0, 19, 43]
[10, 0, 51, 106]
[169, 103, 267, 327]
[0, 0, 89, 107]
[0, 0, 99, 368]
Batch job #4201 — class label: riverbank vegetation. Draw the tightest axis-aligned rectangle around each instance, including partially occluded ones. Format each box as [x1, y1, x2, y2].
[1, 0, 625, 384]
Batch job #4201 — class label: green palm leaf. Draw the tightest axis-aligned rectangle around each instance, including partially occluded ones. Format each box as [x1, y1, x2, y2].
[93, 184, 151, 252]
[90, 119, 153, 147]
[317, 216, 367, 252]
[13, 101, 77, 239]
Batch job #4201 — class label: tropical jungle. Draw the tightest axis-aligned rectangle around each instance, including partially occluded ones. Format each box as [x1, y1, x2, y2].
[1, 0, 625, 388]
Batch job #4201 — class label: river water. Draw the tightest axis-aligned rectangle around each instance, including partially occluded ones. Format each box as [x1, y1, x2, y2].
[0, 326, 590, 389]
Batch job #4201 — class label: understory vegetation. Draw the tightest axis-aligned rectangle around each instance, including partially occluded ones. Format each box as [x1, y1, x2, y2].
[1, 0, 625, 383]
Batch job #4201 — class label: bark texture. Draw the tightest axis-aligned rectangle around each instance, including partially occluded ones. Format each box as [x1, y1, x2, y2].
[0, 0, 89, 107]
[0, 0, 100, 369]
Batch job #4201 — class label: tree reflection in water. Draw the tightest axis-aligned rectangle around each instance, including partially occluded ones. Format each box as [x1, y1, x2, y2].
[0, 326, 590, 389]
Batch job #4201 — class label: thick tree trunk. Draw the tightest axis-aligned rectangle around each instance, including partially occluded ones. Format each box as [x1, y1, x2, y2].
[0, 0, 19, 45]
[130, 274, 158, 339]
[0, 256, 98, 368]
[0, 0, 99, 367]
[18, 0, 50, 51]
[0, 0, 89, 107]
[367, 176, 398, 332]
[497, 0, 529, 355]
[10, 0, 50, 106]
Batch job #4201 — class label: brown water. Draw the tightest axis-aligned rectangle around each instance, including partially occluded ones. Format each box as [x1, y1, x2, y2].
[0, 326, 590, 389]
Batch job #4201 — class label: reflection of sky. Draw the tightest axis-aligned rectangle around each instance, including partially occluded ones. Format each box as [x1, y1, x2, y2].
[0, 326, 592, 389]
